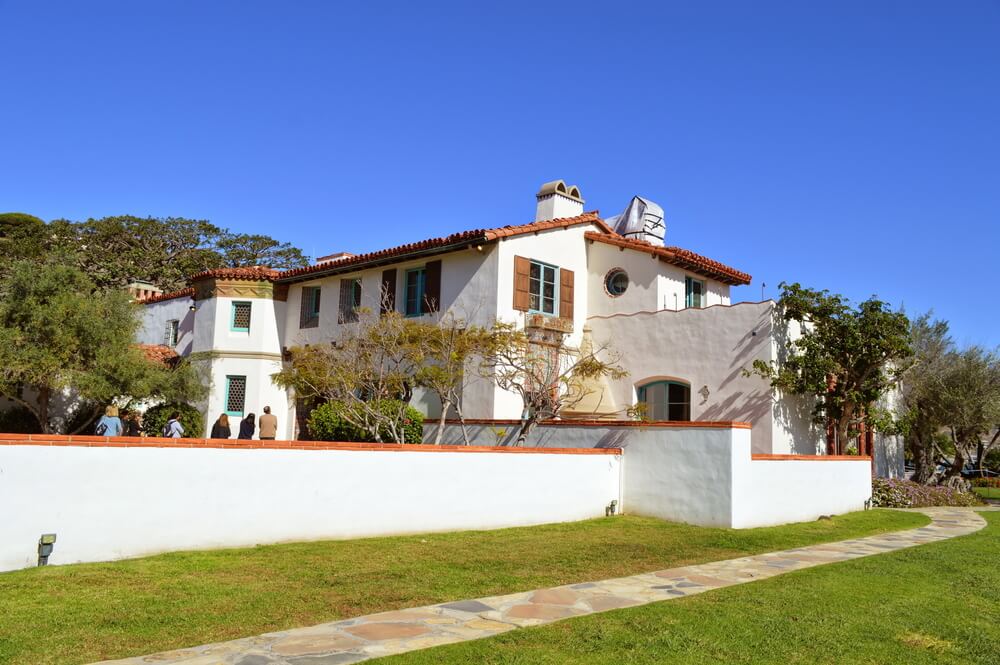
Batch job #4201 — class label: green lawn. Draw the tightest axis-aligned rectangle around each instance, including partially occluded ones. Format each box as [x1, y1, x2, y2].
[385, 511, 1000, 665]
[0, 510, 926, 665]
[973, 486, 999, 500]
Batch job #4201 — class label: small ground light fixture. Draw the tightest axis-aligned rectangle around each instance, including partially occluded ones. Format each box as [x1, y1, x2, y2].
[37, 533, 56, 566]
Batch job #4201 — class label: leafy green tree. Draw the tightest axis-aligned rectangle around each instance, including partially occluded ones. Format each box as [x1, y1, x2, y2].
[899, 314, 955, 482]
[935, 346, 1000, 480]
[751, 282, 912, 454]
[0, 261, 207, 433]
[0, 212, 46, 264]
[215, 232, 308, 270]
[42, 216, 308, 292]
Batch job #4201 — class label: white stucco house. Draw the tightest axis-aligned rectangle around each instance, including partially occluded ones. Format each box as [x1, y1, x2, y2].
[136, 180, 902, 472]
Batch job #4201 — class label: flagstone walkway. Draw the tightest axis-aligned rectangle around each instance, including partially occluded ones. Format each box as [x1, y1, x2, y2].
[96, 507, 995, 665]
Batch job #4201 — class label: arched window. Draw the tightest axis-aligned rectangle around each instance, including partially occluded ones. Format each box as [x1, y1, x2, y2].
[637, 380, 691, 421]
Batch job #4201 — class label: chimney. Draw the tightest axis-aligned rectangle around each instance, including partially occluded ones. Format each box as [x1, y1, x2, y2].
[126, 280, 162, 302]
[315, 251, 355, 266]
[535, 180, 584, 222]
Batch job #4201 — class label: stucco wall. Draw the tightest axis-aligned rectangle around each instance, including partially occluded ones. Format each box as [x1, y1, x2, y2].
[589, 302, 781, 453]
[137, 295, 195, 356]
[0, 439, 622, 572]
[733, 456, 874, 528]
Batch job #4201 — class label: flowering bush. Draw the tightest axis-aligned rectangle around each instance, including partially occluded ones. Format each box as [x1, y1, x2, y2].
[872, 478, 983, 508]
[970, 477, 1000, 489]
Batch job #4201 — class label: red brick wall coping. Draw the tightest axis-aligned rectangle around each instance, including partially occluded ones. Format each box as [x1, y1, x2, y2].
[441, 419, 753, 430]
[0, 433, 621, 455]
[752, 454, 872, 462]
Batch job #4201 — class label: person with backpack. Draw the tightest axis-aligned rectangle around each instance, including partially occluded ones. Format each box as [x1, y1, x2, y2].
[94, 406, 123, 437]
[238, 413, 256, 440]
[163, 412, 184, 438]
[210, 413, 231, 439]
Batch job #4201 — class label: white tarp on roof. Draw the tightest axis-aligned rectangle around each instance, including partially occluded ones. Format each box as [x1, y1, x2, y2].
[607, 196, 665, 245]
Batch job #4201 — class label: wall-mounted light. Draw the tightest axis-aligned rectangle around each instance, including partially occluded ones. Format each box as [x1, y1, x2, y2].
[37, 533, 56, 566]
[189, 304, 198, 312]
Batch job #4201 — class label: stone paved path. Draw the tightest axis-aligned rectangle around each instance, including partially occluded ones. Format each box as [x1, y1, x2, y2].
[95, 507, 995, 665]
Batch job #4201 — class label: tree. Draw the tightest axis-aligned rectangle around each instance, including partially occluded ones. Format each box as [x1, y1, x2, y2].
[410, 315, 491, 445]
[750, 282, 913, 454]
[41, 215, 308, 292]
[273, 310, 422, 443]
[899, 314, 955, 482]
[0, 213, 47, 269]
[936, 347, 1000, 480]
[482, 321, 627, 446]
[0, 261, 207, 433]
[215, 232, 308, 269]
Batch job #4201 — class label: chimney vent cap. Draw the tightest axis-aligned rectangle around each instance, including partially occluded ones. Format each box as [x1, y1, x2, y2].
[536, 179, 583, 202]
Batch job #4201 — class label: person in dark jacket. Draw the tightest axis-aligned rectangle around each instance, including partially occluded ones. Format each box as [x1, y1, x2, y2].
[238, 413, 256, 440]
[211, 413, 231, 439]
[123, 411, 142, 437]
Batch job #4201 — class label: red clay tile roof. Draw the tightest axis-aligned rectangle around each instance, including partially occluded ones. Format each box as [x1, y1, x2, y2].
[137, 344, 180, 367]
[137, 212, 748, 294]
[584, 232, 752, 285]
[187, 266, 281, 283]
[279, 212, 610, 283]
[136, 287, 195, 304]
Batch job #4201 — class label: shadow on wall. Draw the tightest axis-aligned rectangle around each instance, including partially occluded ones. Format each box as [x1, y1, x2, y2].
[768, 306, 824, 454]
[699, 389, 771, 424]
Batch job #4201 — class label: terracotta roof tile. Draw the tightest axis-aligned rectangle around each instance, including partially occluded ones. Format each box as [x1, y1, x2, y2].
[136, 287, 195, 304]
[279, 212, 609, 282]
[137, 344, 180, 367]
[188, 266, 281, 283]
[584, 232, 751, 285]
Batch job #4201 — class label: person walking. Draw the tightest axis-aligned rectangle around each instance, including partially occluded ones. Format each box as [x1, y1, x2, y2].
[163, 412, 184, 438]
[258, 406, 278, 440]
[210, 413, 231, 439]
[238, 413, 256, 440]
[123, 411, 142, 437]
[95, 406, 123, 437]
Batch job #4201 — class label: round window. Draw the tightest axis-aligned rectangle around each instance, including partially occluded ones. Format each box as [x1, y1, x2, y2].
[605, 269, 629, 297]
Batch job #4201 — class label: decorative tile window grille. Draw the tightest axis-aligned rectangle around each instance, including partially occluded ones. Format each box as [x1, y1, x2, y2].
[338, 278, 362, 323]
[225, 375, 247, 417]
[231, 301, 252, 332]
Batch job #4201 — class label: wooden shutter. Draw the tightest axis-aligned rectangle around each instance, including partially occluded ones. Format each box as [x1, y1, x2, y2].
[300, 288, 312, 328]
[513, 256, 531, 311]
[559, 269, 574, 321]
[380, 268, 397, 314]
[337, 281, 352, 324]
[423, 260, 441, 313]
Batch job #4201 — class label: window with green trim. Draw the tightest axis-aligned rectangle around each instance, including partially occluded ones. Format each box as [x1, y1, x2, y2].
[685, 277, 705, 309]
[404, 268, 426, 317]
[231, 301, 252, 332]
[637, 380, 691, 421]
[225, 375, 247, 417]
[529, 260, 558, 315]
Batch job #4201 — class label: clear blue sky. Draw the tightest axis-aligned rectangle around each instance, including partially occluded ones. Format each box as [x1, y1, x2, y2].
[2, 1, 998, 346]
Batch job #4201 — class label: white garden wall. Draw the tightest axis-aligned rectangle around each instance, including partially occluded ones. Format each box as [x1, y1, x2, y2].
[0, 440, 621, 572]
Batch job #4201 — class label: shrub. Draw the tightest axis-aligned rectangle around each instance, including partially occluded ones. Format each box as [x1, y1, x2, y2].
[0, 406, 42, 433]
[142, 403, 205, 439]
[307, 400, 423, 443]
[970, 477, 1000, 489]
[872, 478, 984, 508]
